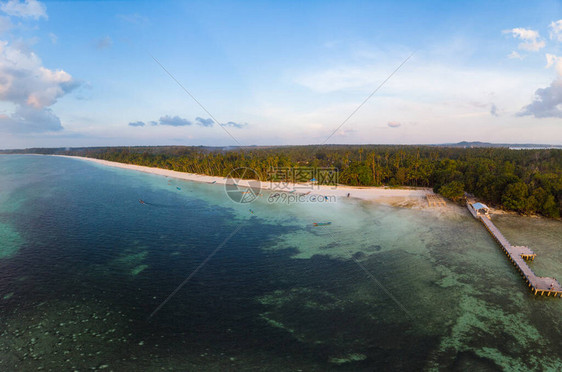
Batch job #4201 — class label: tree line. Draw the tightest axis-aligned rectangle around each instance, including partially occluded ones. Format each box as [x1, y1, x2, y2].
[7, 145, 561, 218]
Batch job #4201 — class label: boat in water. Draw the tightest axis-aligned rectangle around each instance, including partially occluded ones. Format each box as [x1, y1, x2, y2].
[313, 222, 332, 227]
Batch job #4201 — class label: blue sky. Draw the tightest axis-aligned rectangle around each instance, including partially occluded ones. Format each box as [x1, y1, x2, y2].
[0, 0, 561, 148]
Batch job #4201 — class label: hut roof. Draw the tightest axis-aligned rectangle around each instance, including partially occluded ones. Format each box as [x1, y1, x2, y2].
[472, 202, 489, 211]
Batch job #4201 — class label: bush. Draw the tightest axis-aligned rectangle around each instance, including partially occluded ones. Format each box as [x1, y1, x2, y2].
[439, 181, 465, 201]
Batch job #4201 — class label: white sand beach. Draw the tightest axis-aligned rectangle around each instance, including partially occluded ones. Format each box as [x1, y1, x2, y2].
[57, 155, 437, 207]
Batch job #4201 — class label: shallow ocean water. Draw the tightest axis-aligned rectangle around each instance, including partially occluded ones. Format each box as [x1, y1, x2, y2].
[0, 155, 561, 371]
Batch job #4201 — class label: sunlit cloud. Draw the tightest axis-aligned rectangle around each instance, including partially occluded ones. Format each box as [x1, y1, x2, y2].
[0, 0, 47, 20]
[546, 53, 562, 76]
[549, 20, 562, 42]
[0, 40, 79, 132]
[507, 51, 523, 60]
[503, 27, 545, 51]
[0, 15, 12, 34]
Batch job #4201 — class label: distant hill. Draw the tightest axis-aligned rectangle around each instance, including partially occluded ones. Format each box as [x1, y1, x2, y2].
[1, 142, 561, 154]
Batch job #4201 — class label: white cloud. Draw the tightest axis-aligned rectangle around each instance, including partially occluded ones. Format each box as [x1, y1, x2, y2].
[546, 53, 562, 76]
[507, 51, 523, 60]
[0, 0, 47, 20]
[503, 27, 545, 51]
[48, 32, 57, 44]
[0, 41, 75, 107]
[117, 13, 149, 26]
[550, 20, 562, 42]
[0, 15, 11, 34]
[0, 40, 79, 132]
[508, 27, 539, 40]
[387, 121, 401, 128]
[520, 40, 545, 52]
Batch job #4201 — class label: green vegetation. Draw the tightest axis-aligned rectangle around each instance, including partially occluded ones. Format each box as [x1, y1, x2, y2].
[438, 181, 465, 202]
[4, 145, 561, 218]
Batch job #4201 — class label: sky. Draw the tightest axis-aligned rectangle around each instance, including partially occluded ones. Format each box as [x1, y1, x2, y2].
[0, 0, 561, 149]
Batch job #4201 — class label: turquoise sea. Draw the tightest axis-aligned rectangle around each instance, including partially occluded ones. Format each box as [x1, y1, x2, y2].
[1, 155, 561, 371]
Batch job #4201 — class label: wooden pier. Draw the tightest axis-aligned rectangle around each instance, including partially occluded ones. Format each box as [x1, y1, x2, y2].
[427, 194, 446, 207]
[471, 204, 562, 298]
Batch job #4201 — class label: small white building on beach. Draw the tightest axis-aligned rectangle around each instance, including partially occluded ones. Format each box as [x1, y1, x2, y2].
[468, 202, 490, 219]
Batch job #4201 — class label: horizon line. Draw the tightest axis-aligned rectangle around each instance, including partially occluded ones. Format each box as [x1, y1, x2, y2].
[1, 141, 562, 152]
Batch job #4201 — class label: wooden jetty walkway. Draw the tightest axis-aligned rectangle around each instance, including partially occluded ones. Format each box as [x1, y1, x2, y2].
[468, 203, 561, 298]
[426, 194, 446, 207]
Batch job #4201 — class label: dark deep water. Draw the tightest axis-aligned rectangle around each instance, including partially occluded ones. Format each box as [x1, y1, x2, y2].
[1, 155, 561, 371]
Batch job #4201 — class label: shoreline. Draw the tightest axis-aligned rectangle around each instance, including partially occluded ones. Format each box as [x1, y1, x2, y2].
[51, 155, 436, 206]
